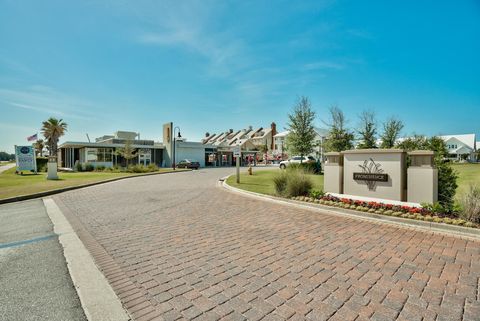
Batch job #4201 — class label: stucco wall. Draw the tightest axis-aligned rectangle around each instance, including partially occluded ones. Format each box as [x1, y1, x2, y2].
[175, 146, 206, 167]
[343, 150, 406, 201]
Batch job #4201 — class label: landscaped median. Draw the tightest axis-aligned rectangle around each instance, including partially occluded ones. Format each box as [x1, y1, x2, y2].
[291, 195, 479, 228]
[225, 167, 480, 234]
[0, 166, 189, 203]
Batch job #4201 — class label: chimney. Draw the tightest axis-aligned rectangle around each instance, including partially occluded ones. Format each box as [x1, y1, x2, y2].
[271, 122, 277, 150]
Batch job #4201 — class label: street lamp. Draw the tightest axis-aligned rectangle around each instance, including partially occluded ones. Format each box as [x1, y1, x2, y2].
[173, 126, 181, 170]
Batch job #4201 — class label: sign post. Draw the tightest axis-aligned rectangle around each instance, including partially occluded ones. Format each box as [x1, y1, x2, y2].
[15, 145, 37, 174]
[233, 146, 241, 183]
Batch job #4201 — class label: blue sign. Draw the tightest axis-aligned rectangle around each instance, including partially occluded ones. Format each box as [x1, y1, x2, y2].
[15, 145, 37, 172]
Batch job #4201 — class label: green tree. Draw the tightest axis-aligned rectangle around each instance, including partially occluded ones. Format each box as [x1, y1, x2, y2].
[380, 117, 404, 148]
[356, 110, 377, 149]
[41, 117, 67, 158]
[286, 96, 317, 162]
[396, 135, 458, 211]
[35, 139, 45, 157]
[0, 151, 15, 161]
[324, 106, 354, 152]
[116, 140, 137, 166]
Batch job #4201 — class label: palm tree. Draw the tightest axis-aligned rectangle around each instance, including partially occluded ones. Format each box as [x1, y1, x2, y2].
[41, 117, 67, 158]
[35, 139, 45, 157]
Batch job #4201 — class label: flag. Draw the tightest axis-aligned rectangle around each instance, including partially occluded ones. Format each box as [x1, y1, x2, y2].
[27, 133, 38, 142]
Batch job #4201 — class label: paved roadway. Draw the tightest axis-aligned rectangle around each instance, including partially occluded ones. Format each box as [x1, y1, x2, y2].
[0, 162, 16, 173]
[53, 168, 480, 321]
[0, 199, 87, 321]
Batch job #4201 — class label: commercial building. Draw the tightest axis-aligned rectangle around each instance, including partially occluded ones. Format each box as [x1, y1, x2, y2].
[58, 131, 164, 169]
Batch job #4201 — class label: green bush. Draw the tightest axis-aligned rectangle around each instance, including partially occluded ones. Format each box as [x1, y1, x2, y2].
[36, 157, 48, 170]
[287, 162, 321, 174]
[126, 164, 159, 173]
[285, 168, 313, 197]
[437, 162, 458, 212]
[309, 189, 324, 199]
[273, 171, 289, 196]
[459, 185, 480, 224]
[75, 162, 83, 172]
[95, 165, 106, 171]
[85, 163, 94, 172]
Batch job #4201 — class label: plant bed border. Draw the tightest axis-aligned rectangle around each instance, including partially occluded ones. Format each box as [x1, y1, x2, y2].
[222, 175, 480, 241]
[0, 169, 191, 205]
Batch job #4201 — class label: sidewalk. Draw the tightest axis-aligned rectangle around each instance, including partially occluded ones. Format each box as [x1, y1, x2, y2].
[0, 162, 15, 174]
[0, 199, 87, 321]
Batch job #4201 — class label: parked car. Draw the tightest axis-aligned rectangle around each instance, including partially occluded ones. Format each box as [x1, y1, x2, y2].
[177, 159, 200, 169]
[279, 156, 316, 169]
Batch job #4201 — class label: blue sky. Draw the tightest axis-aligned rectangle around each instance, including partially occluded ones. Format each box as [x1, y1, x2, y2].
[0, 0, 479, 153]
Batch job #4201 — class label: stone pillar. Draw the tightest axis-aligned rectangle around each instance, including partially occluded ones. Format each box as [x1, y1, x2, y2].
[47, 156, 58, 180]
[324, 152, 343, 194]
[407, 151, 438, 204]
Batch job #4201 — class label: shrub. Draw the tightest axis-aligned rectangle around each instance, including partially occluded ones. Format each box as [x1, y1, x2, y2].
[96, 165, 106, 171]
[287, 162, 321, 174]
[285, 168, 313, 197]
[85, 163, 94, 172]
[147, 163, 159, 172]
[75, 162, 83, 172]
[36, 157, 48, 170]
[437, 162, 458, 212]
[309, 189, 324, 199]
[273, 171, 288, 196]
[459, 185, 480, 224]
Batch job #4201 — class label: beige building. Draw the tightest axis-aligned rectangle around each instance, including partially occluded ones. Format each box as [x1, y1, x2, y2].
[202, 123, 278, 165]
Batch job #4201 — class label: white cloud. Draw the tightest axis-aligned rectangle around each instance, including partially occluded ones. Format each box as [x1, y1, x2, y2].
[0, 86, 101, 120]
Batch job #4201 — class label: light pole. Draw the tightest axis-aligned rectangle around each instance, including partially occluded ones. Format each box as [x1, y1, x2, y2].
[173, 126, 181, 170]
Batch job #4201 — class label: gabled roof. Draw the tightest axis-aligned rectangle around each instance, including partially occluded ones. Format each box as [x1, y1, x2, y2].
[251, 128, 272, 140]
[453, 145, 473, 154]
[440, 134, 476, 150]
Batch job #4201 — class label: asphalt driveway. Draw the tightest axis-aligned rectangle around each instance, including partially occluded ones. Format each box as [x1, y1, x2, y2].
[0, 199, 87, 321]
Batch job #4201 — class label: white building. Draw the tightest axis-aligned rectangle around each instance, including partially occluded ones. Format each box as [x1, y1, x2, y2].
[273, 127, 329, 161]
[440, 134, 477, 161]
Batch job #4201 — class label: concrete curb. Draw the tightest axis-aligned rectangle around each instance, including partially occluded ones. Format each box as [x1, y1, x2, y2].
[0, 169, 191, 205]
[222, 176, 480, 241]
[43, 198, 131, 321]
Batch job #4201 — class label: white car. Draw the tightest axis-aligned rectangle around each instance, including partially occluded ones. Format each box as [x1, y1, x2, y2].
[279, 156, 316, 169]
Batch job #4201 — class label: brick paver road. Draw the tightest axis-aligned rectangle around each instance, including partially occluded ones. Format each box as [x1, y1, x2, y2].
[54, 168, 480, 321]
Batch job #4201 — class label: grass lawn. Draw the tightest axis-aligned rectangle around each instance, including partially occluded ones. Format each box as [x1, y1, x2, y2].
[226, 169, 324, 196]
[452, 163, 480, 198]
[227, 163, 480, 199]
[0, 167, 182, 200]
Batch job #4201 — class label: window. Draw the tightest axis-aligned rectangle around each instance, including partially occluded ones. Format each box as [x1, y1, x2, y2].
[97, 148, 105, 162]
[86, 148, 113, 162]
[86, 148, 97, 162]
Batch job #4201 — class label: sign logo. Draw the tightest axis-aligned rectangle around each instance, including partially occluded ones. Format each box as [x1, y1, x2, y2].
[20, 146, 30, 154]
[353, 158, 388, 190]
